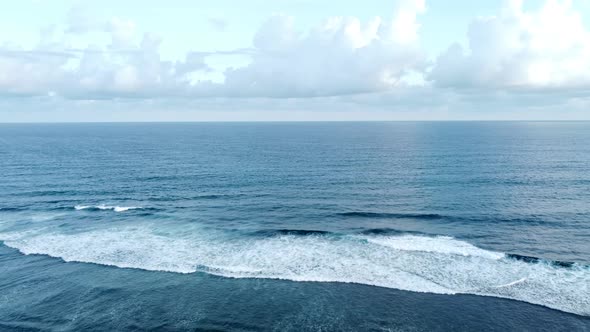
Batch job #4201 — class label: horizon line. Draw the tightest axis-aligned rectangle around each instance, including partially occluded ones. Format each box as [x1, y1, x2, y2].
[1, 119, 590, 124]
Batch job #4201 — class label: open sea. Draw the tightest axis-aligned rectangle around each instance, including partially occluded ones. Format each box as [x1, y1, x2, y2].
[0, 122, 589, 331]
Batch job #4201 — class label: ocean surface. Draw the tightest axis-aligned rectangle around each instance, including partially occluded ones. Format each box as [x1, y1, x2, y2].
[0, 122, 589, 331]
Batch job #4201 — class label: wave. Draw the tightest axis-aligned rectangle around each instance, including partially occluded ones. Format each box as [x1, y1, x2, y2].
[493, 277, 528, 289]
[252, 229, 333, 237]
[74, 205, 142, 212]
[506, 253, 575, 268]
[0, 207, 24, 212]
[337, 212, 444, 220]
[11, 190, 73, 197]
[148, 194, 228, 202]
[1, 228, 588, 317]
[337, 212, 561, 226]
[359, 228, 425, 236]
[365, 235, 504, 260]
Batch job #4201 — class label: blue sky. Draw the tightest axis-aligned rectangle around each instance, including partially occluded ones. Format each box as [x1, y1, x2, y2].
[1, 0, 589, 121]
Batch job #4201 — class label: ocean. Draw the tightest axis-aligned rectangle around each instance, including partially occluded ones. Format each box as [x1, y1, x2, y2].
[0, 122, 589, 331]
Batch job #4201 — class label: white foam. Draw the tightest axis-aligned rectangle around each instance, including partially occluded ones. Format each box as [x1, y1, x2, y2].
[74, 205, 140, 212]
[493, 277, 528, 288]
[1, 227, 589, 316]
[113, 206, 139, 212]
[365, 235, 505, 260]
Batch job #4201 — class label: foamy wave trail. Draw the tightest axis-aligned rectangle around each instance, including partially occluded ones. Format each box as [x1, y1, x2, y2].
[2, 228, 589, 316]
[74, 205, 141, 212]
[365, 235, 504, 260]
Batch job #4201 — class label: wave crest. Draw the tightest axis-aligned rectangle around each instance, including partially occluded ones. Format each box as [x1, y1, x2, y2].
[74, 205, 141, 212]
[338, 212, 444, 220]
[2, 227, 589, 317]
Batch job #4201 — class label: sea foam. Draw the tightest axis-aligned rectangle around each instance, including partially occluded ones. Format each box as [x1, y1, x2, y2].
[2, 227, 589, 316]
[74, 205, 141, 212]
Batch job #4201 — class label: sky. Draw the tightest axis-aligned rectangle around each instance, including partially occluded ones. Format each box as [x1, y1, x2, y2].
[0, 0, 589, 122]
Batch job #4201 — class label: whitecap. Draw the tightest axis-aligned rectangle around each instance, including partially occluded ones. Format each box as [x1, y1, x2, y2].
[1, 227, 588, 316]
[364, 234, 505, 260]
[74, 205, 141, 212]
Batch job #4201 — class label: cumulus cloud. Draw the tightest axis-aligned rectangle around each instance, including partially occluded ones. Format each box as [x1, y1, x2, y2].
[0, 48, 71, 96]
[221, 0, 428, 97]
[430, 0, 590, 89]
[0, 0, 429, 100]
[1, 0, 589, 117]
[0, 11, 210, 99]
[66, 5, 137, 49]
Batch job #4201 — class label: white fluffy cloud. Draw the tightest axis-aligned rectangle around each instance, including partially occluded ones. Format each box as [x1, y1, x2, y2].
[1, 0, 429, 99]
[0, 0, 589, 111]
[221, 0, 427, 97]
[430, 0, 590, 89]
[0, 48, 67, 96]
[0, 8, 210, 99]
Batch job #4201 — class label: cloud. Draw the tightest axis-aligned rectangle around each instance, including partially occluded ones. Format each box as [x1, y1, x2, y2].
[429, 0, 590, 89]
[0, 0, 428, 100]
[3, 86, 590, 122]
[0, 9, 211, 100]
[219, 0, 428, 97]
[64, 33, 215, 99]
[108, 17, 138, 48]
[0, 47, 70, 96]
[1, 0, 589, 122]
[66, 5, 139, 49]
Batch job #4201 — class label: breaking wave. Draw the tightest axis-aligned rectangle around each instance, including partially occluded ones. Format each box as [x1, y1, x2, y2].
[1, 226, 588, 317]
[74, 205, 142, 212]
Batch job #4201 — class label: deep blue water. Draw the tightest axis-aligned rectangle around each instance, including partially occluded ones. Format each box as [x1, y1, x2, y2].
[0, 122, 589, 331]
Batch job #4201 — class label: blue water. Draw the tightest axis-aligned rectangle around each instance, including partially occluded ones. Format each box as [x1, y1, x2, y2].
[0, 122, 589, 331]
